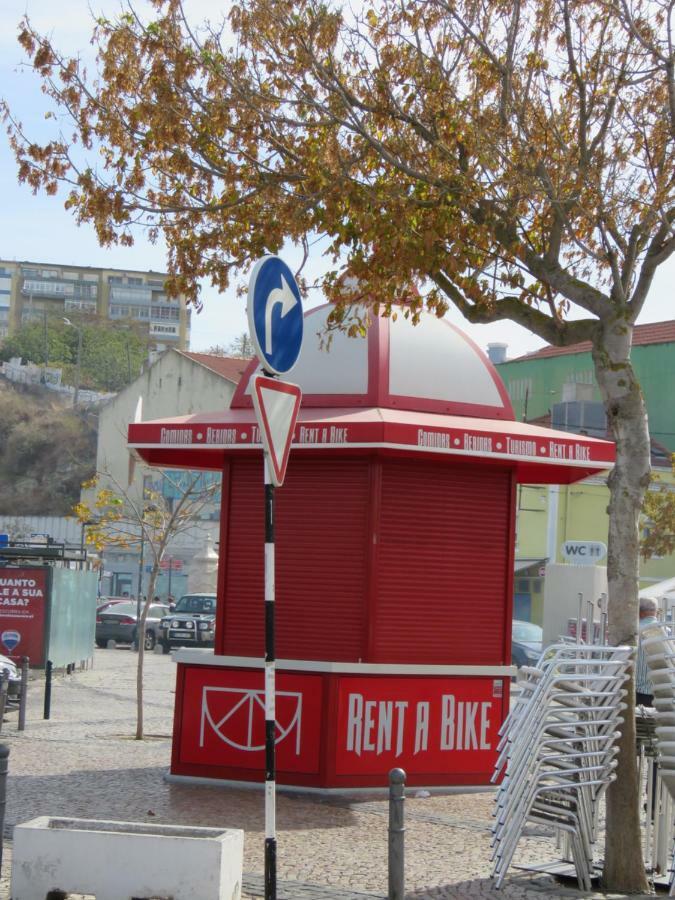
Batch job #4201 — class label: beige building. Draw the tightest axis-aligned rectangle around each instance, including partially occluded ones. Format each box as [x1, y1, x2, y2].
[0, 259, 191, 349]
[91, 349, 249, 597]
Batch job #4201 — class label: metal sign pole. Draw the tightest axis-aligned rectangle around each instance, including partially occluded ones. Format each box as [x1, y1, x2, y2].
[247, 254, 304, 900]
[264, 455, 277, 900]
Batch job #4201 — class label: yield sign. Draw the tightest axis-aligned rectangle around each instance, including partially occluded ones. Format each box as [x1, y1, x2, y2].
[251, 375, 302, 487]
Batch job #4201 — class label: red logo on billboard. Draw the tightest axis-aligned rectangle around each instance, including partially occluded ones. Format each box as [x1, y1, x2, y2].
[0, 568, 47, 666]
[178, 668, 323, 773]
[335, 676, 505, 776]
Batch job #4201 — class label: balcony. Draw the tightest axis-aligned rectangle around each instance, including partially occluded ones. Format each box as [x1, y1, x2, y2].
[109, 285, 153, 305]
[22, 279, 98, 302]
[64, 299, 98, 314]
[149, 322, 179, 337]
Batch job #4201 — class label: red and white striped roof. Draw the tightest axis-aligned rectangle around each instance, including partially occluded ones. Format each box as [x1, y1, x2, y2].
[231, 305, 514, 419]
[129, 306, 615, 484]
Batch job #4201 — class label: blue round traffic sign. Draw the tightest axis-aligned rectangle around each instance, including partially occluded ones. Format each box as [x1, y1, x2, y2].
[247, 256, 304, 375]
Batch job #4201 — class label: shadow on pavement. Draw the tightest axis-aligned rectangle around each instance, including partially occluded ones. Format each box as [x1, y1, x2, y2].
[6, 766, 359, 834]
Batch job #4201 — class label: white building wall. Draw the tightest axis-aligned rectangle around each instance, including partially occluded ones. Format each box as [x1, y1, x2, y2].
[88, 350, 238, 599]
[94, 349, 238, 503]
[0, 515, 81, 544]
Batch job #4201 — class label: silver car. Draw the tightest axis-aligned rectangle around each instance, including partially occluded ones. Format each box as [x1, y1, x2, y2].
[95, 602, 170, 651]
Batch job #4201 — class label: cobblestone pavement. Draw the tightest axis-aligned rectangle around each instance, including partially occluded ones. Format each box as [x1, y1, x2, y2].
[0, 650, 660, 899]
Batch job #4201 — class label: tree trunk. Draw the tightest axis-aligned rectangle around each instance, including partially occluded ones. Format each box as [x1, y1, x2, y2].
[593, 318, 651, 893]
[135, 564, 161, 741]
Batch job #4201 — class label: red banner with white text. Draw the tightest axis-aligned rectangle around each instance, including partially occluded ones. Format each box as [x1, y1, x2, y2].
[335, 675, 505, 776]
[0, 567, 48, 665]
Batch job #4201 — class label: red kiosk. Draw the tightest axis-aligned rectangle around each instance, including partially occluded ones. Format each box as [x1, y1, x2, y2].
[128, 307, 615, 789]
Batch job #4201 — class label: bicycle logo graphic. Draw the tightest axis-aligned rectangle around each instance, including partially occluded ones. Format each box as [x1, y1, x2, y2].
[199, 686, 303, 753]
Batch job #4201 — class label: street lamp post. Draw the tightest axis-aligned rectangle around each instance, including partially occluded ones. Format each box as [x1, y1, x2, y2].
[80, 519, 98, 570]
[135, 526, 145, 652]
[42, 310, 49, 384]
[134, 503, 157, 651]
[62, 317, 83, 407]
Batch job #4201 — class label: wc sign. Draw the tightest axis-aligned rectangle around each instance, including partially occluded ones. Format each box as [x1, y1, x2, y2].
[561, 540, 607, 565]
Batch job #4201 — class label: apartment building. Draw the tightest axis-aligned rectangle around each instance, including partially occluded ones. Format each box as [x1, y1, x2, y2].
[0, 259, 190, 350]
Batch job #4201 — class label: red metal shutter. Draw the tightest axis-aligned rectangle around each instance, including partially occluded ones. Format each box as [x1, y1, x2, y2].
[222, 456, 370, 661]
[371, 460, 513, 665]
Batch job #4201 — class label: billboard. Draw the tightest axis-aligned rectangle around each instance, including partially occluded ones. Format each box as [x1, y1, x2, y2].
[174, 665, 507, 784]
[0, 567, 48, 665]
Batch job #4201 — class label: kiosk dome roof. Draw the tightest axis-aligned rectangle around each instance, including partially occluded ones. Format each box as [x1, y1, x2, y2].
[231, 305, 514, 420]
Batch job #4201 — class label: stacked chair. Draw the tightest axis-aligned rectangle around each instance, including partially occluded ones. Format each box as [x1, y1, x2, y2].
[491, 598, 631, 891]
[638, 621, 675, 893]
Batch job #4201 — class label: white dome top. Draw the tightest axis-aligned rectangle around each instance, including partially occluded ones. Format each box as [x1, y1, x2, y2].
[232, 305, 514, 420]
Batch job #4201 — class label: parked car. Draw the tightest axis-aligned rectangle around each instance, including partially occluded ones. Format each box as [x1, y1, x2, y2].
[159, 593, 217, 653]
[95, 602, 170, 650]
[511, 619, 543, 667]
[96, 597, 128, 614]
[0, 653, 20, 697]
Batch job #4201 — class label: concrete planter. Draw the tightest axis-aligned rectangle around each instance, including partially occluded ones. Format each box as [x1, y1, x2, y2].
[11, 816, 243, 900]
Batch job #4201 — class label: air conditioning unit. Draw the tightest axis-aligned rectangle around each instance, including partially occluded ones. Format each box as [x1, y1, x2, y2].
[551, 400, 606, 438]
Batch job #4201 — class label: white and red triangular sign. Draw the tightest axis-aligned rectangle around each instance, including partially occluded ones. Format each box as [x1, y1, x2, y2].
[251, 375, 302, 486]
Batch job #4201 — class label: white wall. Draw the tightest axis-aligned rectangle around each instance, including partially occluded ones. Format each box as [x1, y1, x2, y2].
[0, 515, 81, 544]
[93, 349, 238, 503]
[542, 563, 608, 646]
[85, 350, 239, 594]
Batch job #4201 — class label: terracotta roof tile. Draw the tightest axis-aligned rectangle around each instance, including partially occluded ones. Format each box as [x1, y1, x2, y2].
[512, 320, 675, 361]
[179, 351, 250, 383]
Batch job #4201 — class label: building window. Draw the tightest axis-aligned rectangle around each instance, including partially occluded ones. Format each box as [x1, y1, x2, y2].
[110, 285, 153, 305]
[151, 306, 180, 320]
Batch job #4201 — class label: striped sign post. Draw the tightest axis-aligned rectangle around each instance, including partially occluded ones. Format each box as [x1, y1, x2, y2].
[253, 378, 302, 900]
[264, 456, 276, 898]
[248, 255, 304, 900]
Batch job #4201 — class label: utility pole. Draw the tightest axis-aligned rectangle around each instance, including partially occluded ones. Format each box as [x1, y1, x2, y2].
[42, 310, 49, 384]
[135, 525, 145, 651]
[62, 317, 83, 408]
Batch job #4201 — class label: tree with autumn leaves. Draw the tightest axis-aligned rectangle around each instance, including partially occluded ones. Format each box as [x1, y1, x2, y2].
[4, 0, 674, 889]
[74, 472, 219, 740]
[642, 462, 675, 562]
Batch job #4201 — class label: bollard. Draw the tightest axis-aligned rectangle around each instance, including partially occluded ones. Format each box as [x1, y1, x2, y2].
[0, 674, 8, 736]
[0, 744, 8, 876]
[18, 657, 29, 731]
[388, 768, 406, 900]
[44, 660, 53, 720]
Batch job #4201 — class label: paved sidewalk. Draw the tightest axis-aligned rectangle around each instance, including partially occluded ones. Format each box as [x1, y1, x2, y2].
[0, 651, 660, 899]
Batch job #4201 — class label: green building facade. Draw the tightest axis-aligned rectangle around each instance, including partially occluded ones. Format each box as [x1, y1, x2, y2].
[496, 321, 675, 625]
[497, 322, 675, 451]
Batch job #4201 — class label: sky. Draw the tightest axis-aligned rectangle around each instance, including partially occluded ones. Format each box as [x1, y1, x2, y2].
[0, 0, 673, 359]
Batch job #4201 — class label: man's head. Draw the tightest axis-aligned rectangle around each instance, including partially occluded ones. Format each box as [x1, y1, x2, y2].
[639, 597, 658, 619]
